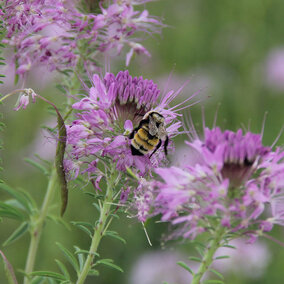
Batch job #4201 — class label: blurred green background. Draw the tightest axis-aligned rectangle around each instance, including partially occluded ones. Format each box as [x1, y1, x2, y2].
[1, 0, 284, 283]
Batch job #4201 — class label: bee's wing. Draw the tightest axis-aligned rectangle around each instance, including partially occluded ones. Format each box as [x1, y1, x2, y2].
[149, 116, 158, 136]
[158, 125, 167, 140]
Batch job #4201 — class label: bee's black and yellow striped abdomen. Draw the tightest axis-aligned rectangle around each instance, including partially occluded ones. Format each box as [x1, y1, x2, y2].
[129, 111, 168, 157]
[131, 127, 160, 155]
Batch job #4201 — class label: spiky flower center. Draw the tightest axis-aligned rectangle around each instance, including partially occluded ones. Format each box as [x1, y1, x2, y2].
[104, 70, 161, 128]
[204, 128, 270, 186]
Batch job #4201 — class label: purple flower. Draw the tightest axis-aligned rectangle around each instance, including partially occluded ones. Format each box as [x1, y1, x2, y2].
[14, 88, 37, 111]
[135, 125, 284, 240]
[2, 0, 162, 76]
[66, 70, 193, 179]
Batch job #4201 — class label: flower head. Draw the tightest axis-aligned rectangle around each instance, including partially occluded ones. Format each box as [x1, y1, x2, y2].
[14, 88, 37, 111]
[2, 0, 162, 76]
[135, 124, 284, 240]
[66, 70, 192, 179]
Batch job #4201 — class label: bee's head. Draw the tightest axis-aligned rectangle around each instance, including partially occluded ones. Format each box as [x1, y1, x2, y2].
[144, 111, 165, 124]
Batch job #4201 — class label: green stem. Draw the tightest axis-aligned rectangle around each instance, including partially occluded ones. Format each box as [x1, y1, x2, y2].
[191, 224, 226, 284]
[23, 168, 58, 284]
[76, 171, 116, 284]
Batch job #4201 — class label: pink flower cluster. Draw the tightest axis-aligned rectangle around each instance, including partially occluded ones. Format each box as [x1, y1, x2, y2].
[65, 70, 186, 180]
[135, 127, 284, 240]
[1, 0, 161, 75]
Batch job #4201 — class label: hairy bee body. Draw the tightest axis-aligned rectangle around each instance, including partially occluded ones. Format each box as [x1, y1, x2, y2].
[130, 111, 169, 157]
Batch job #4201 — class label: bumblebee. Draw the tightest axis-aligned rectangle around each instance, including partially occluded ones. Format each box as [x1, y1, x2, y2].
[129, 111, 169, 157]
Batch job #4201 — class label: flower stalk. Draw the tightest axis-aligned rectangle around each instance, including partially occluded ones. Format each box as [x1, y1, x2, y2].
[75, 168, 117, 284]
[24, 168, 58, 284]
[191, 224, 226, 284]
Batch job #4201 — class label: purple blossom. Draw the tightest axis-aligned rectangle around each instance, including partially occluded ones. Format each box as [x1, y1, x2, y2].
[2, 0, 162, 76]
[135, 125, 284, 240]
[66, 70, 193, 179]
[14, 88, 37, 111]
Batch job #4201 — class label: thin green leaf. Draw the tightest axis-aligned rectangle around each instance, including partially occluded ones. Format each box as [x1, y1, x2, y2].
[3, 222, 29, 247]
[215, 255, 230, 260]
[55, 84, 66, 94]
[188, 256, 202, 263]
[95, 259, 123, 273]
[47, 278, 57, 284]
[71, 221, 93, 230]
[24, 158, 49, 176]
[29, 271, 66, 281]
[56, 242, 79, 273]
[203, 280, 224, 284]
[75, 248, 85, 272]
[177, 261, 193, 275]
[30, 276, 45, 284]
[0, 183, 30, 211]
[47, 215, 71, 230]
[4, 199, 26, 212]
[71, 222, 93, 238]
[92, 202, 101, 212]
[88, 269, 99, 276]
[0, 250, 18, 284]
[74, 249, 99, 257]
[105, 231, 126, 244]
[55, 259, 70, 280]
[195, 246, 205, 257]
[209, 269, 224, 280]
[0, 202, 26, 220]
[222, 244, 236, 249]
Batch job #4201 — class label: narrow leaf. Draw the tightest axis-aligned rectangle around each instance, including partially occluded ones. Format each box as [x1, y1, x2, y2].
[71, 222, 93, 238]
[29, 271, 66, 281]
[222, 244, 236, 249]
[215, 255, 230, 260]
[55, 259, 70, 280]
[188, 256, 202, 263]
[74, 249, 99, 257]
[24, 158, 49, 176]
[56, 243, 79, 273]
[195, 246, 204, 257]
[0, 250, 18, 284]
[203, 280, 224, 284]
[47, 278, 57, 284]
[0, 183, 30, 211]
[177, 261, 193, 275]
[88, 269, 99, 276]
[0, 202, 26, 220]
[3, 222, 29, 247]
[105, 231, 126, 244]
[209, 269, 224, 280]
[96, 259, 123, 272]
[30, 276, 45, 284]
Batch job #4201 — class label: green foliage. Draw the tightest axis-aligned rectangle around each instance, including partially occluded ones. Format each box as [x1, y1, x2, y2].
[0, 250, 18, 284]
[177, 261, 194, 275]
[94, 259, 124, 273]
[203, 280, 225, 284]
[56, 242, 80, 274]
[3, 222, 29, 247]
[209, 269, 224, 280]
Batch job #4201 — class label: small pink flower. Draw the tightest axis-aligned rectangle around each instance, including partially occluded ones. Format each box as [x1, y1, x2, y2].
[14, 88, 37, 111]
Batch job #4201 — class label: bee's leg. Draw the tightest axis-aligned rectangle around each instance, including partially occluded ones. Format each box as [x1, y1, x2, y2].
[164, 136, 169, 156]
[149, 139, 162, 158]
